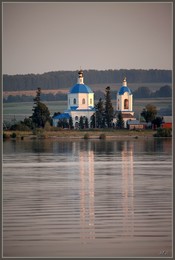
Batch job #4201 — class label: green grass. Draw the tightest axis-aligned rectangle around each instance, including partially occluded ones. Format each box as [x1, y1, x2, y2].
[3, 129, 155, 139]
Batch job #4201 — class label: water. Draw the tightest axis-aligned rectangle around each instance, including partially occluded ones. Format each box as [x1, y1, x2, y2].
[3, 138, 172, 257]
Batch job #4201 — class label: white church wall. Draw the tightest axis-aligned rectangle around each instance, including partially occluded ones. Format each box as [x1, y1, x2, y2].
[68, 93, 79, 109]
[70, 110, 94, 127]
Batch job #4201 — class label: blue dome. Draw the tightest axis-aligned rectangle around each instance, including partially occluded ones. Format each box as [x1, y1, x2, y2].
[118, 86, 132, 95]
[69, 84, 93, 94]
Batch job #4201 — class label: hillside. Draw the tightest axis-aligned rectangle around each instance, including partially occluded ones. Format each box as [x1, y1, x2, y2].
[3, 69, 172, 92]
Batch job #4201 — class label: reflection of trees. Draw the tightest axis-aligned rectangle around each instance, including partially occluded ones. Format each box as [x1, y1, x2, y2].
[121, 141, 134, 236]
[143, 139, 164, 154]
[93, 140, 116, 155]
[79, 148, 95, 242]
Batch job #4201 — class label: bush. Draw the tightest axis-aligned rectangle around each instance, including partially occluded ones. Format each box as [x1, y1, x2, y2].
[154, 128, 172, 137]
[99, 133, 106, 139]
[10, 132, 17, 138]
[84, 133, 90, 139]
[10, 123, 30, 131]
[44, 121, 51, 131]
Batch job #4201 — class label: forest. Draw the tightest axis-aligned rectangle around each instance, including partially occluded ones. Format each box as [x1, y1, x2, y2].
[3, 69, 172, 91]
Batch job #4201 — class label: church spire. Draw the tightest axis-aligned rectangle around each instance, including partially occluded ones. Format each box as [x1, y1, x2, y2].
[123, 77, 127, 87]
[77, 68, 84, 84]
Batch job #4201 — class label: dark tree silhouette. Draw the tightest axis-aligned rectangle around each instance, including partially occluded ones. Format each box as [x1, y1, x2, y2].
[141, 104, 157, 123]
[116, 112, 124, 129]
[104, 86, 114, 128]
[31, 88, 51, 128]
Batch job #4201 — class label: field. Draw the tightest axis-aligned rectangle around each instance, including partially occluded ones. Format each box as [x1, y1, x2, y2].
[3, 82, 171, 98]
[90, 82, 171, 92]
[3, 97, 172, 123]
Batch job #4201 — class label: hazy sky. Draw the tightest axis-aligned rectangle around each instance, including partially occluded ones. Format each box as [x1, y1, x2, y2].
[2, 2, 172, 75]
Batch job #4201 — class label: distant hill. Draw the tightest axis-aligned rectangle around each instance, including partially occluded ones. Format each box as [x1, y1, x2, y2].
[3, 69, 172, 92]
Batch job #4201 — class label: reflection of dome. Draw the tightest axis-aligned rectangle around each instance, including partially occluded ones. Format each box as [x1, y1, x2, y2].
[69, 84, 93, 94]
[118, 86, 132, 95]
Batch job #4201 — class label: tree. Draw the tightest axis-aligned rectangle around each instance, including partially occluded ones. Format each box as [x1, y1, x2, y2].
[53, 112, 61, 117]
[69, 116, 74, 129]
[133, 86, 151, 98]
[141, 104, 157, 123]
[154, 128, 172, 137]
[153, 85, 172, 98]
[23, 117, 34, 129]
[104, 86, 114, 128]
[85, 117, 89, 128]
[31, 88, 51, 128]
[116, 112, 124, 129]
[33, 87, 41, 104]
[57, 119, 69, 128]
[79, 116, 84, 129]
[95, 98, 105, 128]
[90, 114, 95, 128]
[152, 116, 163, 128]
[44, 121, 51, 131]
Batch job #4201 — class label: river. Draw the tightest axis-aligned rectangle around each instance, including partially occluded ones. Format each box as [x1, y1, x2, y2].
[3, 138, 172, 257]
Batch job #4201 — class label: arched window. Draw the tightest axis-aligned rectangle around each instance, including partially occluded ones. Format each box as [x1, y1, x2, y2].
[75, 116, 78, 121]
[82, 98, 85, 104]
[90, 98, 92, 105]
[73, 98, 76, 104]
[124, 99, 129, 109]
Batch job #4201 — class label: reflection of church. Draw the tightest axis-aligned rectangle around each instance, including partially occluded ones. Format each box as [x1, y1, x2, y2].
[121, 141, 134, 236]
[53, 70, 136, 128]
[79, 148, 95, 242]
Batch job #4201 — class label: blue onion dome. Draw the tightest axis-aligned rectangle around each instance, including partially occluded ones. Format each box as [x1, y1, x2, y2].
[69, 84, 93, 94]
[118, 77, 132, 95]
[69, 69, 93, 94]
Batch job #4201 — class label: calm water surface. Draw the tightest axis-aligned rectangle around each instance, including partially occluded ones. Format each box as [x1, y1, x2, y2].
[3, 138, 172, 257]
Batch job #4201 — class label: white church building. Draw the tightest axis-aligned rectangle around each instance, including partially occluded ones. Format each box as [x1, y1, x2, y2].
[116, 77, 136, 128]
[53, 70, 136, 128]
[53, 70, 95, 128]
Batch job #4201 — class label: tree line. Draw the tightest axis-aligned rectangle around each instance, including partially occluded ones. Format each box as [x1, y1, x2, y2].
[5, 87, 165, 132]
[3, 69, 172, 91]
[3, 84, 172, 103]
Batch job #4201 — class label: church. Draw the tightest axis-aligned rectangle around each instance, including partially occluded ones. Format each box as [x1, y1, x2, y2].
[53, 70, 136, 128]
[53, 70, 95, 128]
[116, 77, 136, 128]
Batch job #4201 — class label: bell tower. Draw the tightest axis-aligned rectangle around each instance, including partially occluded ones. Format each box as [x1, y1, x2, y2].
[117, 77, 134, 115]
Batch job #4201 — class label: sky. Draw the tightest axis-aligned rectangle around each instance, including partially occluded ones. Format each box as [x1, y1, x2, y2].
[2, 2, 173, 75]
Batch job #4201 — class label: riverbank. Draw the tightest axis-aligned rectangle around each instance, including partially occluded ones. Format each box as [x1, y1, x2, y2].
[3, 129, 157, 140]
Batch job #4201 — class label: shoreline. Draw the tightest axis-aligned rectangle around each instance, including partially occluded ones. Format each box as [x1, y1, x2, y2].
[3, 129, 172, 141]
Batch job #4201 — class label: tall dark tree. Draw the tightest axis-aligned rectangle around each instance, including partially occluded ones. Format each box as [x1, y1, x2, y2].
[79, 116, 84, 129]
[90, 114, 95, 128]
[85, 117, 89, 129]
[69, 116, 74, 129]
[116, 112, 124, 129]
[95, 98, 105, 128]
[33, 87, 41, 104]
[104, 86, 114, 128]
[31, 88, 51, 128]
[141, 104, 157, 123]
